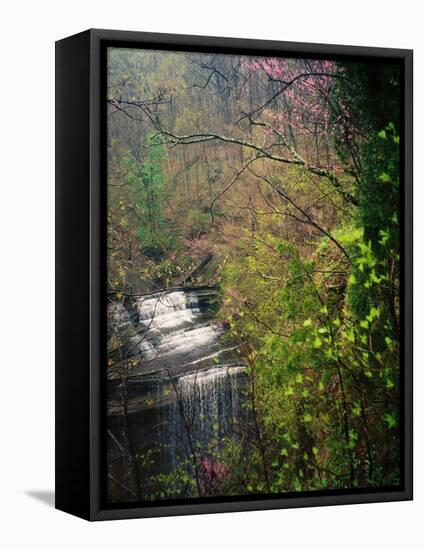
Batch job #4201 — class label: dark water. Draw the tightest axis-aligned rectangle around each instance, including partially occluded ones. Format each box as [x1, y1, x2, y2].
[107, 287, 249, 502]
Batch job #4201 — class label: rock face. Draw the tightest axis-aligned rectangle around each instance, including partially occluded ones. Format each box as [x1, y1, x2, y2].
[107, 286, 249, 502]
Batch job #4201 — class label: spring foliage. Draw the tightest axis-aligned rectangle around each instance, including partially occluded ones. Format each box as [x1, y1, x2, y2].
[107, 49, 401, 499]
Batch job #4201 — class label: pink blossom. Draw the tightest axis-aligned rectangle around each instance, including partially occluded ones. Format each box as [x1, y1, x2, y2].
[199, 456, 229, 490]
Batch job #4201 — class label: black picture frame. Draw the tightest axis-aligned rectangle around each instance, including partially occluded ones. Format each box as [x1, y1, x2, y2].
[55, 28, 413, 521]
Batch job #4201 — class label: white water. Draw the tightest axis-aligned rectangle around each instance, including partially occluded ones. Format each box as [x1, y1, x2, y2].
[131, 289, 226, 370]
[108, 287, 248, 488]
[162, 362, 247, 471]
[134, 289, 247, 471]
[137, 291, 198, 331]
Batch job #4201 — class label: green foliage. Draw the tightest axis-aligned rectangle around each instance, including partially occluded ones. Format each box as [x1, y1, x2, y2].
[216, 117, 400, 493]
[106, 50, 401, 500]
[124, 134, 174, 259]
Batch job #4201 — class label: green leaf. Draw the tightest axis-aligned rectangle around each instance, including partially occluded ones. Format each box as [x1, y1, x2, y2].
[384, 413, 397, 429]
[379, 172, 391, 183]
[314, 337, 322, 349]
[366, 307, 380, 322]
[352, 401, 361, 416]
[386, 378, 395, 390]
[303, 318, 312, 327]
[348, 430, 358, 449]
[378, 129, 387, 139]
[348, 273, 357, 285]
[303, 413, 312, 423]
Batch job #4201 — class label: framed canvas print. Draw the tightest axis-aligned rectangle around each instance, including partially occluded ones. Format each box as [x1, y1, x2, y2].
[55, 29, 413, 521]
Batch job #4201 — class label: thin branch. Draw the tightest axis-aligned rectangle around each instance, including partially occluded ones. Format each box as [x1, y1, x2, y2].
[248, 167, 351, 262]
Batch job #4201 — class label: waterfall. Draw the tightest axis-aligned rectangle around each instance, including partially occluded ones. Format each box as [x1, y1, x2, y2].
[136, 291, 198, 331]
[128, 289, 224, 369]
[163, 365, 246, 470]
[107, 286, 249, 500]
